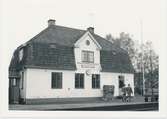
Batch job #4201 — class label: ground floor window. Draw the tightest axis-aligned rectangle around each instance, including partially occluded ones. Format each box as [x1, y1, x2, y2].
[75, 73, 84, 89]
[92, 74, 100, 89]
[51, 72, 62, 89]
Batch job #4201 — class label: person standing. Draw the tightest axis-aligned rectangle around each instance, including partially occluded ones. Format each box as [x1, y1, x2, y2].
[121, 84, 126, 102]
[126, 84, 133, 102]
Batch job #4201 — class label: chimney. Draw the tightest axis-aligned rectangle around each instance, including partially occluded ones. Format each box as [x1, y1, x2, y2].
[87, 27, 94, 34]
[48, 19, 56, 26]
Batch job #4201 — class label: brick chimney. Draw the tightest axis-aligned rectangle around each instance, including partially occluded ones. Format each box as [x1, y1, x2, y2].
[48, 19, 56, 27]
[87, 27, 94, 34]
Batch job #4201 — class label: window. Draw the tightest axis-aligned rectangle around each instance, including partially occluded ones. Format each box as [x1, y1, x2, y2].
[118, 75, 125, 88]
[82, 50, 94, 63]
[12, 78, 16, 86]
[51, 72, 62, 89]
[19, 49, 24, 61]
[21, 72, 24, 89]
[86, 40, 90, 45]
[75, 73, 84, 89]
[92, 74, 100, 89]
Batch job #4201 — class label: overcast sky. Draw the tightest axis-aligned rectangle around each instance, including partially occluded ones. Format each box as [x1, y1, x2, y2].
[1, 0, 166, 67]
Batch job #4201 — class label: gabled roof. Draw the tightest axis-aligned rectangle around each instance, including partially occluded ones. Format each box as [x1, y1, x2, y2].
[9, 24, 134, 78]
[74, 31, 102, 50]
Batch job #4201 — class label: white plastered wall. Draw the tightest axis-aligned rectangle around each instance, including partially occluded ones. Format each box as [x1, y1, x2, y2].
[25, 68, 103, 99]
[25, 68, 134, 99]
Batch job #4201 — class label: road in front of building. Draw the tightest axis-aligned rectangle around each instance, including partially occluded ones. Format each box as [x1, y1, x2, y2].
[9, 95, 158, 111]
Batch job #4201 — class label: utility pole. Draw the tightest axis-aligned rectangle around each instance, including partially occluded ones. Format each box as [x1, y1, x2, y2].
[140, 20, 145, 96]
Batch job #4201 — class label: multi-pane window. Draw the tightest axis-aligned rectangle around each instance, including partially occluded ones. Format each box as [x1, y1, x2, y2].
[82, 50, 94, 63]
[75, 73, 84, 89]
[51, 72, 62, 89]
[92, 74, 100, 89]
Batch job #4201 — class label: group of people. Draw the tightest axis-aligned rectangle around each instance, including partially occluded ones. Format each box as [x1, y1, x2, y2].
[121, 84, 133, 102]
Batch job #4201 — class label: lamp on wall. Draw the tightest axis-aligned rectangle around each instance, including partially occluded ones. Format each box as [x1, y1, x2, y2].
[86, 69, 91, 76]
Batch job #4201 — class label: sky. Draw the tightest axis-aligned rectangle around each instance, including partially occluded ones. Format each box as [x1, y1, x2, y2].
[1, 0, 166, 55]
[1, 0, 166, 70]
[0, 0, 167, 115]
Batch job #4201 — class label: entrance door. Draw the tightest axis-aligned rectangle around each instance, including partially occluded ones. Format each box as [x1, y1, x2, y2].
[9, 78, 20, 104]
[118, 75, 125, 96]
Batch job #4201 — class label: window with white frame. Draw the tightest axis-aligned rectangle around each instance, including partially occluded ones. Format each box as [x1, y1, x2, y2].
[12, 78, 16, 86]
[92, 74, 100, 89]
[82, 50, 94, 63]
[19, 49, 24, 61]
[75, 73, 84, 89]
[51, 72, 62, 89]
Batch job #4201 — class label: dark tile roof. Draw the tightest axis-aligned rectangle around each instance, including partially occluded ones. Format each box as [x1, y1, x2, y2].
[27, 43, 76, 70]
[100, 50, 134, 73]
[9, 25, 134, 78]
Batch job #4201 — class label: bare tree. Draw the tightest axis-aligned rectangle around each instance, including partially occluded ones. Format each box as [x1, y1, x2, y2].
[105, 33, 159, 95]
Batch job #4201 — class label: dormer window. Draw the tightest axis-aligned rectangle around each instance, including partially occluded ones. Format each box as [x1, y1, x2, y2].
[19, 49, 24, 61]
[82, 50, 94, 63]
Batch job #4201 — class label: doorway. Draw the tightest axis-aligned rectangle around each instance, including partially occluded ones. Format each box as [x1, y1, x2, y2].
[9, 78, 20, 104]
[118, 75, 125, 96]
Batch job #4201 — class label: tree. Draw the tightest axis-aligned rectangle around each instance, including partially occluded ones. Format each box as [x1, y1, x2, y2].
[106, 32, 138, 70]
[142, 42, 159, 90]
[105, 33, 159, 95]
[106, 34, 114, 43]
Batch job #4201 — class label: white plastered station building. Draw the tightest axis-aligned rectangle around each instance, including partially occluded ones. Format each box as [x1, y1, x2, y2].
[9, 19, 134, 104]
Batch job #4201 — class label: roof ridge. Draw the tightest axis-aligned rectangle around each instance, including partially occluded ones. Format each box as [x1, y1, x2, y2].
[55, 25, 86, 32]
[25, 25, 86, 45]
[93, 34, 113, 45]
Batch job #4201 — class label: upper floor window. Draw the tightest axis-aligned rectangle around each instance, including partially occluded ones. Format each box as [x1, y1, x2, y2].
[19, 49, 24, 61]
[86, 40, 90, 45]
[82, 50, 94, 63]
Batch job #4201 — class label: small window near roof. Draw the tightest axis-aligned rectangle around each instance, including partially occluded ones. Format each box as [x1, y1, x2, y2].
[86, 40, 90, 46]
[19, 49, 24, 61]
[12, 78, 16, 86]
